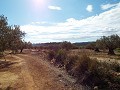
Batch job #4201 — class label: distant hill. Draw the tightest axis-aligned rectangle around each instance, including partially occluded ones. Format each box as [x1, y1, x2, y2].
[32, 43, 46, 47]
[32, 42, 61, 47]
[32, 41, 95, 47]
[73, 42, 95, 47]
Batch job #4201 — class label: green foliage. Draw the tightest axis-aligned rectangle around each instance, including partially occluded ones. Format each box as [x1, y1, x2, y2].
[73, 55, 91, 75]
[110, 62, 120, 72]
[116, 48, 120, 53]
[96, 34, 120, 55]
[0, 52, 3, 58]
[55, 49, 67, 66]
[0, 15, 25, 54]
[85, 42, 96, 50]
[47, 47, 120, 89]
[47, 49, 68, 67]
[0, 15, 8, 52]
[48, 50, 55, 60]
[64, 54, 120, 89]
[65, 55, 79, 75]
[60, 41, 73, 50]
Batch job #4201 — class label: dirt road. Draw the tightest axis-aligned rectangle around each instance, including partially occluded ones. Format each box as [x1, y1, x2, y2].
[13, 54, 71, 90]
[3, 53, 88, 90]
[0, 51, 89, 90]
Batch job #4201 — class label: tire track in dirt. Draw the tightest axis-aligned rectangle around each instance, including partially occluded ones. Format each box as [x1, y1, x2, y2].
[13, 54, 89, 90]
[13, 55, 39, 90]
[17, 54, 70, 90]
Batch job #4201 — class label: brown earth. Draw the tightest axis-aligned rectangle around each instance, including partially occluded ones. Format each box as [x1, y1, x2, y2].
[0, 52, 88, 90]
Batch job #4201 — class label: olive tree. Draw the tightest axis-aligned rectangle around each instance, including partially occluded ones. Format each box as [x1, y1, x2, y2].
[0, 15, 25, 54]
[9, 25, 25, 53]
[96, 34, 120, 55]
[60, 41, 73, 50]
[19, 41, 32, 53]
[0, 15, 9, 52]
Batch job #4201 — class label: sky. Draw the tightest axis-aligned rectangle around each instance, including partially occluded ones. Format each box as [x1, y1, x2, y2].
[0, 0, 120, 43]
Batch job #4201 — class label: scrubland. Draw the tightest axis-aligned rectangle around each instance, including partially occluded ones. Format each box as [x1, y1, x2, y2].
[0, 48, 120, 90]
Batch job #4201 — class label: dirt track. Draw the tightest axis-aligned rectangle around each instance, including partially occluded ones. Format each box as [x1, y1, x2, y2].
[7, 53, 88, 90]
[14, 54, 72, 90]
[0, 51, 89, 90]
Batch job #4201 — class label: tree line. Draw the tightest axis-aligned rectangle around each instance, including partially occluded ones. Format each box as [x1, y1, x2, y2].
[33, 34, 120, 55]
[86, 34, 120, 55]
[45, 34, 120, 55]
[0, 15, 31, 54]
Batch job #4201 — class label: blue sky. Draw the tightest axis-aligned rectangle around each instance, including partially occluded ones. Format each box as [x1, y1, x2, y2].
[0, 0, 120, 43]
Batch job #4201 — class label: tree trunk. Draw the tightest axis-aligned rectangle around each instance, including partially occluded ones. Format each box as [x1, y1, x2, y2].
[20, 48, 23, 53]
[108, 48, 115, 55]
[1, 51, 6, 61]
[94, 47, 100, 52]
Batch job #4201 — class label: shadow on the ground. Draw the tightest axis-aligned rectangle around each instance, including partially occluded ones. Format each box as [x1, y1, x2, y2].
[0, 60, 16, 69]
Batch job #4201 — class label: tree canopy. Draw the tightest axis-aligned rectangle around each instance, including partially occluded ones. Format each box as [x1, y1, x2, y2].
[96, 34, 120, 55]
[60, 41, 73, 50]
[0, 15, 25, 53]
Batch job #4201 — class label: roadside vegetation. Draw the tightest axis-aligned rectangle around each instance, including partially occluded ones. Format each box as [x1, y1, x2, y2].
[46, 39, 120, 89]
[116, 48, 120, 53]
[0, 15, 32, 60]
[47, 50, 120, 89]
[96, 34, 120, 55]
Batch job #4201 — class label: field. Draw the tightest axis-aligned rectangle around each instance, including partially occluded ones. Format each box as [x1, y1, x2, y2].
[71, 49, 120, 63]
[0, 49, 120, 90]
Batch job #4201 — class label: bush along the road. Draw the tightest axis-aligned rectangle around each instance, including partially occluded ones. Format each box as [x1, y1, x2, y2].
[47, 49, 68, 67]
[55, 49, 67, 67]
[116, 48, 120, 53]
[47, 50, 56, 60]
[47, 49, 120, 89]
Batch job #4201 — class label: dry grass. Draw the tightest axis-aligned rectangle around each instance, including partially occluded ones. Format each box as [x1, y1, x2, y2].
[0, 55, 21, 90]
[0, 72, 18, 89]
[70, 49, 120, 62]
[47, 49, 120, 89]
[66, 54, 120, 89]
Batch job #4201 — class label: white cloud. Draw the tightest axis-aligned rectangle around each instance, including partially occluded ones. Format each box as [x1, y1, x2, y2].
[101, 3, 120, 10]
[48, 5, 62, 10]
[21, 3, 120, 43]
[86, 5, 93, 12]
[31, 22, 46, 25]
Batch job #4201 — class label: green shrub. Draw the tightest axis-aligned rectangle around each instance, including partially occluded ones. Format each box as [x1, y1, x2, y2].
[55, 49, 67, 66]
[60, 41, 73, 50]
[116, 48, 120, 53]
[73, 55, 91, 75]
[110, 61, 120, 72]
[0, 52, 3, 58]
[47, 50, 55, 60]
[65, 55, 79, 75]
[47, 49, 120, 89]
[66, 54, 120, 89]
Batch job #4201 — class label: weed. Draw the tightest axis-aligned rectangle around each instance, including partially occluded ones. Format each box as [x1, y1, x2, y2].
[65, 54, 120, 89]
[116, 48, 120, 53]
[110, 61, 120, 72]
[47, 49, 120, 89]
[47, 50, 55, 60]
[55, 49, 67, 66]
[65, 55, 79, 75]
